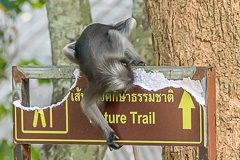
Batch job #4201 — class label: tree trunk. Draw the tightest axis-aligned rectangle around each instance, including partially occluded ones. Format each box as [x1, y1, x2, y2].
[145, 0, 240, 159]
[39, 0, 107, 159]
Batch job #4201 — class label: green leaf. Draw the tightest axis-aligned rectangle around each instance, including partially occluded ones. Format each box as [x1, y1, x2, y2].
[0, 57, 7, 69]
[0, 57, 7, 80]
[0, 140, 13, 160]
[30, 1, 44, 8]
[0, 0, 45, 15]
[31, 146, 42, 160]
[38, 79, 51, 85]
[17, 59, 40, 66]
[0, 29, 4, 37]
[0, 105, 10, 120]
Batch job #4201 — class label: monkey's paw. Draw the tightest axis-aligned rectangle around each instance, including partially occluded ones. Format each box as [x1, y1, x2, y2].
[138, 61, 146, 66]
[106, 132, 122, 150]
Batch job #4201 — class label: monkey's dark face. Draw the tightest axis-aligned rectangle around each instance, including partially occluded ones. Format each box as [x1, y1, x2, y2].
[95, 56, 134, 94]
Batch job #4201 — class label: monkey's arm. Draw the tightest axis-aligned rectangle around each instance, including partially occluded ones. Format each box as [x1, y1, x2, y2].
[81, 84, 121, 150]
[114, 18, 146, 66]
[108, 29, 145, 66]
[125, 40, 146, 66]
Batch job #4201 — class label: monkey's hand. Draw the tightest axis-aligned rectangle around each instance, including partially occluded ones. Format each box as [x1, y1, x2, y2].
[131, 60, 146, 66]
[106, 131, 122, 150]
[137, 61, 146, 66]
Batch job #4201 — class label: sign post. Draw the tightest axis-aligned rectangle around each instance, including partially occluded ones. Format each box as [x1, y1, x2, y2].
[12, 66, 216, 159]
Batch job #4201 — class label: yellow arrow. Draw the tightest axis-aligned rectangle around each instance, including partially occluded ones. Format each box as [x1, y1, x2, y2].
[178, 90, 195, 129]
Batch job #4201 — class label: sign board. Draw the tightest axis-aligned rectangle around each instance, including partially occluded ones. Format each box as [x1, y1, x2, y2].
[13, 66, 215, 147]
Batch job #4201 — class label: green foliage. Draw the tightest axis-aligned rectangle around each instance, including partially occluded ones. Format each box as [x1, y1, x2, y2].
[0, 0, 45, 80]
[17, 59, 40, 65]
[38, 79, 51, 85]
[30, 0, 44, 9]
[0, 105, 10, 120]
[0, 1, 46, 160]
[0, 141, 41, 160]
[0, 26, 13, 81]
[32, 146, 42, 160]
[0, 140, 12, 160]
[0, 56, 7, 80]
[0, 0, 45, 15]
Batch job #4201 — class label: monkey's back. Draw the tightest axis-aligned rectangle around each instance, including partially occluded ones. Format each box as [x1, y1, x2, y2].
[75, 23, 123, 82]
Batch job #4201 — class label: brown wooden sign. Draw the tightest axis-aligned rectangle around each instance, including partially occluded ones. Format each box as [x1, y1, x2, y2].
[13, 74, 204, 146]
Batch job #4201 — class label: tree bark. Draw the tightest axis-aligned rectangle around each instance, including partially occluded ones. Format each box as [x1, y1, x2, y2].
[46, 0, 91, 65]
[145, 0, 240, 159]
[39, 0, 107, 159]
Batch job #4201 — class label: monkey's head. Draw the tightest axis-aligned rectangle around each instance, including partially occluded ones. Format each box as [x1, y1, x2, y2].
[94, 55, 134, 94]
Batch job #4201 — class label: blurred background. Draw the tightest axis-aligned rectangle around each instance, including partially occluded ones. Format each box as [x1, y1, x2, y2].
[0, 0, 159, 159]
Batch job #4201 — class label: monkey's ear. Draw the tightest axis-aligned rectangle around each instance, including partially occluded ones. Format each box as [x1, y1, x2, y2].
[114, 18, 136, 38]
[63, 42, 79, 65]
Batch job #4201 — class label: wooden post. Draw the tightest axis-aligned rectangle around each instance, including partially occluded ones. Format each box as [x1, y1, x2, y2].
[13, 67, 31, 160]
[14, 144, 31, 160]
[199, 68, 216, 160]
[207, 68, 216, 160]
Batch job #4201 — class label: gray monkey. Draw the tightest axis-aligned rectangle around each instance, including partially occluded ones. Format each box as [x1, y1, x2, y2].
[63, 18, 145, 150]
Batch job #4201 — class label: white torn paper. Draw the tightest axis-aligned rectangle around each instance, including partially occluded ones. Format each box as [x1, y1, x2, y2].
[13, 68, 205, 111]
[133, 69, 205, 105]
[13, 69, 80, 111]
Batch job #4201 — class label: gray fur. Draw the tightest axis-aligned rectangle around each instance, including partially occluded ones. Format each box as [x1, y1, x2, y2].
[63, 18, 145, 150]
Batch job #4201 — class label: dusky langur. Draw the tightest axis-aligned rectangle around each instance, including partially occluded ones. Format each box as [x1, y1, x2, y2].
[63, 18, 145, 150]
